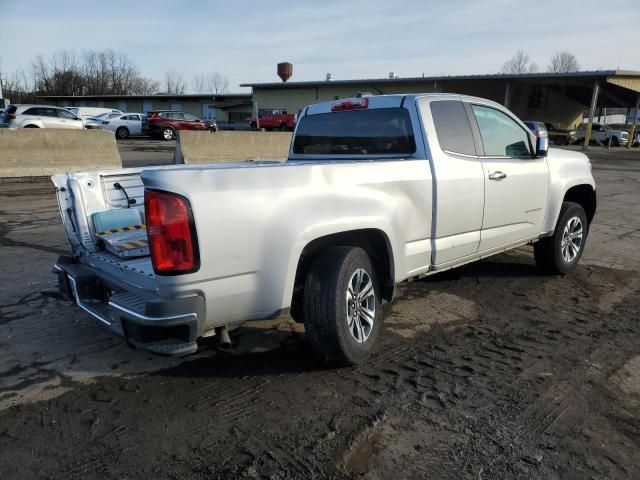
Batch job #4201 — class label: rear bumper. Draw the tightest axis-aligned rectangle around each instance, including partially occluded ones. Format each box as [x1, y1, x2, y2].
[55, 258, 204, 356]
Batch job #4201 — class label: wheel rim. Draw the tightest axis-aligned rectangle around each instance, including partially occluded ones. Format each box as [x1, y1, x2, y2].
[163, 129, 173, 140]
[117, 128, 127, 138]
[561, 216, 584, 263]
[345, 268, 375, 344]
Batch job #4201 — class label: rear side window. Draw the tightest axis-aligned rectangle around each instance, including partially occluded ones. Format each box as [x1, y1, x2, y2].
[430, 100, 477, 156]
[293, 108, 416, 155]
[23, 107, 42, 116]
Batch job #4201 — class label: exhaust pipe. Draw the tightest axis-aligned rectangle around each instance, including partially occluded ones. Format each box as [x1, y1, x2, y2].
[215, 326, 232, 349]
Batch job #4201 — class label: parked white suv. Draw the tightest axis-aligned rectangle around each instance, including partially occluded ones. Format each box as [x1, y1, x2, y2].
[2, 104, 85, 129]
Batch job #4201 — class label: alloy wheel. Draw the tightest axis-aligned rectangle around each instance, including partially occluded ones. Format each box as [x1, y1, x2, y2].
[345, 268, 375, 344]
[561, 216, 583, 263]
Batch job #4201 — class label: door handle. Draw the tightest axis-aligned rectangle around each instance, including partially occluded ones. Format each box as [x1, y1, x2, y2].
[488, 171, 507, 181]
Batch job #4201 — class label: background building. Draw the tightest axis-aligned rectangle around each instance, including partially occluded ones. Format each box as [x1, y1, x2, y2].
[242, 70, 640, 128]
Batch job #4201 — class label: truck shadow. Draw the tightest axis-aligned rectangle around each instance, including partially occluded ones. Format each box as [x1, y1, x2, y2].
[161, 253, 560, 380]
[164, 331, 322, 379]
[422, 255, 542, 283]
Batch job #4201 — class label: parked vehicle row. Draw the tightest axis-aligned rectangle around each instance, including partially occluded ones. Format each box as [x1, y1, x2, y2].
[523, 120, 632, 147]
[2, 103, 635, 148]
[1, 105, 218, 140]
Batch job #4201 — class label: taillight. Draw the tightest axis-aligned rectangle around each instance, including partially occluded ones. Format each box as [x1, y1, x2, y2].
[6, 114, 16, 121]
[331, 97, 369, 111]
[145, 190, 199, 275]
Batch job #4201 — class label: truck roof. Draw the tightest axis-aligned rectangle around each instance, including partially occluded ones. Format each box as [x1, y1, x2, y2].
[304, 93, 505, 116]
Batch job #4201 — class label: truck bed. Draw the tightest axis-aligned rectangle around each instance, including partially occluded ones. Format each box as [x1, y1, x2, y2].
[86, 251, 157, 292]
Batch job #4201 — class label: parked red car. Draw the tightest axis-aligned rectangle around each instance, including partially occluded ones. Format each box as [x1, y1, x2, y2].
[250, 109, 296, 131]
[144, 111, 217, 140]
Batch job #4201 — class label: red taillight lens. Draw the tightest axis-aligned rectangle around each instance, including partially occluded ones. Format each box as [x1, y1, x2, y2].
[331, 97, 369, 111]
[6, 114, 16, 120]
[145, 190, 199, 275]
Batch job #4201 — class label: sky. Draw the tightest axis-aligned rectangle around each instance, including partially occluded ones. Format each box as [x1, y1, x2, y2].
[1, 0, 639, 92]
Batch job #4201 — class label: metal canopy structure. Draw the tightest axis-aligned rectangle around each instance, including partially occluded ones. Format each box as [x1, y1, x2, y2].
[243, 70, 640, 149]
[242, 70, 640, 109]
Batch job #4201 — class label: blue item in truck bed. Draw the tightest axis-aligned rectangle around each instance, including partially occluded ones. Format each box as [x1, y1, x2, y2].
[92, 208, 143, 233]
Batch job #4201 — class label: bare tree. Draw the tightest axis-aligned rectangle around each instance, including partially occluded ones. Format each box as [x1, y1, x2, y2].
[192, 72, 230, 94]
[548, 51, 580, 73]
[1, 58, 35, 103]
[165, 70, 186, 94]
[4, 49, 159, 97]
[501, 50, 538, 74]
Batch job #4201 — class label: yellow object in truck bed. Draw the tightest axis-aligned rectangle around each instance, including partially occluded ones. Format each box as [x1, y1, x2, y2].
[95, 225, 149, 258]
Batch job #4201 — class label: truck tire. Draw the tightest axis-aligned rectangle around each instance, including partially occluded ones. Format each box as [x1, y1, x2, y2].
[303, 246, 382, 366]
[534, 202, 588, 274]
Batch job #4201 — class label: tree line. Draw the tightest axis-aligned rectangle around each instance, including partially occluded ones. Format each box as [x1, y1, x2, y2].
[501, 50, 580, 74]
[0, 49, 230, 103]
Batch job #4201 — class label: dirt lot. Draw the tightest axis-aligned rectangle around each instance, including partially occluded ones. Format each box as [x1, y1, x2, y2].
[1, 147, 640, 479]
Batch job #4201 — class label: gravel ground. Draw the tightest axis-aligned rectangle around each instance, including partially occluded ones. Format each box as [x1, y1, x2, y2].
[0, 147, 639, 479]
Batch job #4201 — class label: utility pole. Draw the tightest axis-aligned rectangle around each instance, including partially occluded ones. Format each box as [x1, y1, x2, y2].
[583, 81, 600, 151]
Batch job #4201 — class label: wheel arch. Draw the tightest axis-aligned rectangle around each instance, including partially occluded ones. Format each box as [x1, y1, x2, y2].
[292, 229, 396, 305]
[563, 184, 596, 225]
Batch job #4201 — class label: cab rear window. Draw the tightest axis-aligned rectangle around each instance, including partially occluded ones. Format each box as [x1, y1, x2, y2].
[293, 108, 416, 155]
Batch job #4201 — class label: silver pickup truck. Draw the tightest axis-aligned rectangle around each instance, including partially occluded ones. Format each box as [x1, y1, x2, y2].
[51, 94, 596, 366]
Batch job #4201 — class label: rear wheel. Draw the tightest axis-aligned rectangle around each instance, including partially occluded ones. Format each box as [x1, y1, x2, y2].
[116, 126, 130, 139]
[303, 246, 382, 366]
[534, 202, 588, 274]
[24, 125, 39, 128]
[280, 123, 288, 132]
[162, 126, 176, 141]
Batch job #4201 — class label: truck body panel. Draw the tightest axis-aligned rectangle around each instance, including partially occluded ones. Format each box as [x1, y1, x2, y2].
[51, 93, 596, 357]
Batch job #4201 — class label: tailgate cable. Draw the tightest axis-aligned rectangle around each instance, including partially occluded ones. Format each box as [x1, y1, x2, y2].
[114, 182, 136, 208]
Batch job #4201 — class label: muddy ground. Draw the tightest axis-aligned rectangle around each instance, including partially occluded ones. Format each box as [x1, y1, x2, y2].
[1, 147, 639, 479]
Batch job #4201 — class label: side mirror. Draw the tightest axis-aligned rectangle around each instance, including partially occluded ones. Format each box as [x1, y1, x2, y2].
[535, 135, 548, 158]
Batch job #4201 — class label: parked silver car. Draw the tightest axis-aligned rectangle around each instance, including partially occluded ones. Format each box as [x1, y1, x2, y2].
[1, 104, 85, 129]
